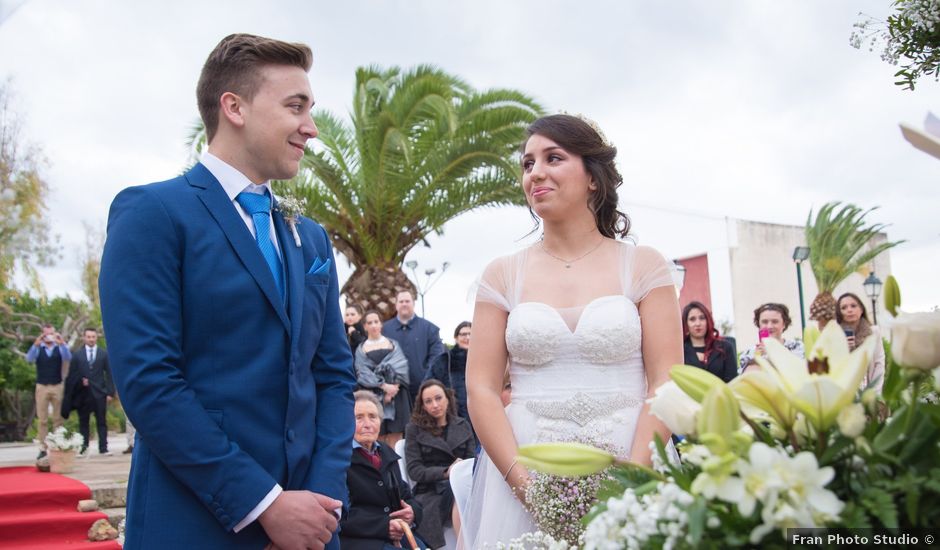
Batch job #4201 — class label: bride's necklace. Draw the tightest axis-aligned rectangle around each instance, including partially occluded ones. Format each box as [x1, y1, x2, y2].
[540, 237, 605, 268]
[366, 335, 387, 344]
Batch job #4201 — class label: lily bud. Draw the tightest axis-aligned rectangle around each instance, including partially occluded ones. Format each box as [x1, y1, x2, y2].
[697, 385, 741, 440]
[516, 442, 614, 477]
[671, 364, 725, 403]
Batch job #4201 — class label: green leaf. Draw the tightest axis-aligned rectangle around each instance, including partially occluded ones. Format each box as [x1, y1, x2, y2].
[861, 486, 898, 528]
[686, 497, 707, 545]
[873, 405, 909, 453]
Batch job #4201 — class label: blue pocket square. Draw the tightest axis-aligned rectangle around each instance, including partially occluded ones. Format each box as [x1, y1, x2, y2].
[307, 257, 331, 275]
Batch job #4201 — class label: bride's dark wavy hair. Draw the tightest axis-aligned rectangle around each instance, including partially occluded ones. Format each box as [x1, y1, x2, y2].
[521, 114, 630, 239]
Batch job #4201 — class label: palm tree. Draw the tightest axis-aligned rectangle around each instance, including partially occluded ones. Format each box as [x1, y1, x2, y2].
[804, 202, 904, 327]
[188, 65, 542, 317]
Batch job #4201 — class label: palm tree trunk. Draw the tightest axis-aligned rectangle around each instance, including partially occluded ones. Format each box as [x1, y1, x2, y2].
[342, 265, 416, 320]
[809, 291, 837, 329]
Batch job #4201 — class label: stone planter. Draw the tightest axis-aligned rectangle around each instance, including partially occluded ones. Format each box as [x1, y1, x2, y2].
[48, 449, 76, 474]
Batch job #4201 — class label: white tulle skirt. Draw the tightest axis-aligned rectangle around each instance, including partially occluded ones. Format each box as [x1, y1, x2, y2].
[461, 397, 645, 548]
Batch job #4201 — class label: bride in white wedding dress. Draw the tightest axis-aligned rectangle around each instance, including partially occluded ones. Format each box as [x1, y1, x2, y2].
[463, 114, 683, 547]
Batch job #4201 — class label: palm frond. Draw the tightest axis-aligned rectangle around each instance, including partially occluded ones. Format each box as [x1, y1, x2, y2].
[805, 202, 905, 292]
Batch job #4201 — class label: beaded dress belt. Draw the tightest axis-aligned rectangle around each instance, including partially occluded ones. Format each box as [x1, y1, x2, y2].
[525, 391, 644, 426]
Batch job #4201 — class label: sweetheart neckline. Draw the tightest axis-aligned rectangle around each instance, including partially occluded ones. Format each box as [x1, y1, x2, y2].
[511, 295, 634, 335]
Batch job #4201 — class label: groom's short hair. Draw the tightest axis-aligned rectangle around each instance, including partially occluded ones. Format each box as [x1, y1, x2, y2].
[197, 33, 313, 143]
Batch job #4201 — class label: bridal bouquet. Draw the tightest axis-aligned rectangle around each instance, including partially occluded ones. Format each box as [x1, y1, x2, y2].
[517, 282, 940, 549]
[522, 439, 615, 545]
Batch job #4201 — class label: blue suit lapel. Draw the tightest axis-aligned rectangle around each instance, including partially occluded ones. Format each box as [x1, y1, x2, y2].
[273, 207, 304, 347]
[186, 164, 290, 332]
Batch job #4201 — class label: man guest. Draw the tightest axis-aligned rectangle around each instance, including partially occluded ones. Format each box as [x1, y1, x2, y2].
[382, 290, 445, 404]
[63, 328, 114, 455]
[25, 323, 70, 460]
[100, 34, 356, 549]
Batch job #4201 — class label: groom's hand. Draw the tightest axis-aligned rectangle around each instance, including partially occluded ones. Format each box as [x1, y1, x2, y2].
[259, 490, 340, 550]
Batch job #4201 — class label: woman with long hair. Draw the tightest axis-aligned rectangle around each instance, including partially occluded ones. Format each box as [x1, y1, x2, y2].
[423, 321, 473, 429]
[682, 301, 737, 382]
[404, 380, 475, 549]
[836, 292, 886, 393]
[464, 114, 682, 545]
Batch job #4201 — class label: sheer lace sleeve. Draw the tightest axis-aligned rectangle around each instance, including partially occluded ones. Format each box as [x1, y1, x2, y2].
[472, 251, 525, 312]
[622, 244, 676, 303]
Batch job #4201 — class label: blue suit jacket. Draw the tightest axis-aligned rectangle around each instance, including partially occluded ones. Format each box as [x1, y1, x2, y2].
[99, 163, 356, 549]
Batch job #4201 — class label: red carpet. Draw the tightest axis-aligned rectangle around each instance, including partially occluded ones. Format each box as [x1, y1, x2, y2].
[0, 466, 122, 549]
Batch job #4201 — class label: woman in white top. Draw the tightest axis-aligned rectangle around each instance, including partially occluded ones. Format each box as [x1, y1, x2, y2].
[463, 114, 682, 546]
[836, 292, 886, 393]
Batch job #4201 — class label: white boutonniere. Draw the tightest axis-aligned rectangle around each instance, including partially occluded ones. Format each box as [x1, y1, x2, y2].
[276, 194, 306, 247]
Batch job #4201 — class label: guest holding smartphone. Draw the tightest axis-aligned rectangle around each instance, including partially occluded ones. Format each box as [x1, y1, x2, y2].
[836, 292, 886, 393]
[739, 303, 805, 374]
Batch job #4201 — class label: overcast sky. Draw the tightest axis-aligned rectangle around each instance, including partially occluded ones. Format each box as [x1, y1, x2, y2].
[1, 0, 937, 339]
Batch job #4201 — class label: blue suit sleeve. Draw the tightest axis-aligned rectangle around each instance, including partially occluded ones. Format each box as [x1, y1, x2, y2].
[99, 187, 277, 531]
[303, 226, 357, 506]
[425, 324, 446, 370]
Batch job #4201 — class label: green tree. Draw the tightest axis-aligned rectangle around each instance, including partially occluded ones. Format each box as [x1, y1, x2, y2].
[0, 292, 90, 441]
[851, 1, 940, 90]
[805, 202, 904, 327]
[190, 65, 542, 317]
[0, 81, 58, 292]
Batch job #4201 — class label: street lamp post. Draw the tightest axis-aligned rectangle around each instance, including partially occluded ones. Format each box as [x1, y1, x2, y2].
[404, 260, 450, 317]
[863, 272, 883, 325]
[793, 246, 811, 333]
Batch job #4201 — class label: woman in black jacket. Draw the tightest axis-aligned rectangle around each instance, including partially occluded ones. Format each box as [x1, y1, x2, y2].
[405, 379, 475, 549]
[341, 391, 423, 550]
[682, 301, 737, 383]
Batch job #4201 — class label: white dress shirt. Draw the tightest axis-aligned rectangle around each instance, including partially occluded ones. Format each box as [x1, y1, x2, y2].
[201, 152, 282, 259]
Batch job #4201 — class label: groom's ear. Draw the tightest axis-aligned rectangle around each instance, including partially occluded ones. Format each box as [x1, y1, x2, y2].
[219, 92, 247, 129]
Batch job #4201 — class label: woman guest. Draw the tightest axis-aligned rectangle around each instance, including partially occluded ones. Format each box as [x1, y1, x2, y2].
[739, 302, 805, 374]
[682, 301, 737, 382]
[837, 292, 886, 393]
[345, 303, 367, 352]
[405, 380, 475, 549]
[424, 322, 472, 428]
[341, 391, 423, 550]
[355, 311, 411, 448]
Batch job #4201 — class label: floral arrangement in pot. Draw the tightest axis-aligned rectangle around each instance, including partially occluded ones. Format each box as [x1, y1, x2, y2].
[511, 277, 940, 549]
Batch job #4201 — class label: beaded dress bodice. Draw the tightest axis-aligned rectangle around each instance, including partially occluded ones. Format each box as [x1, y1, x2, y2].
[505, 294, 648, 454]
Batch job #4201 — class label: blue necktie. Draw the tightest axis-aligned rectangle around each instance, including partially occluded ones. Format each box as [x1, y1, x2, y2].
[235, 190, 285, 300]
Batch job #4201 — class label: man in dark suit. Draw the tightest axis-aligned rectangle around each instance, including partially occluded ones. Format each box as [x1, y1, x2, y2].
[382, 290, 446, 404]
[99, 34, 356, 550]
[63, 327, 114, 455]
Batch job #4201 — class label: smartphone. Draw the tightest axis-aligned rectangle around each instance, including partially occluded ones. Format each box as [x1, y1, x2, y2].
[758, 328, 771, 342]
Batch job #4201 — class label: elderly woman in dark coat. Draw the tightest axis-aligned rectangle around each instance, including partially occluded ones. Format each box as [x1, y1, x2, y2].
[405, 379, 475, 549]
[341, 391, 423, 550]
[356, 311, 411, 449]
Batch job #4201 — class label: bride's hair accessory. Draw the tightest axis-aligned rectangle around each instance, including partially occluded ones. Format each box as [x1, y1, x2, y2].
[559, 111, 613, 148]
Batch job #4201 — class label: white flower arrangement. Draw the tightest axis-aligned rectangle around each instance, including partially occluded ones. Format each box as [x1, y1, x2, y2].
[275, 194, 307, 247]
[517, 308, 940, 548]
[44, 426, 84, 452]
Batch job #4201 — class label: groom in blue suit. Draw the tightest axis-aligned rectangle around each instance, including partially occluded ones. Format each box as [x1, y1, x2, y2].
[99, 34, 356, 549]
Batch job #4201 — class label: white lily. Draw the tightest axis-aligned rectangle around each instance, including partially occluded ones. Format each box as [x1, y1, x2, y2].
[757, 321, 872, 432]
